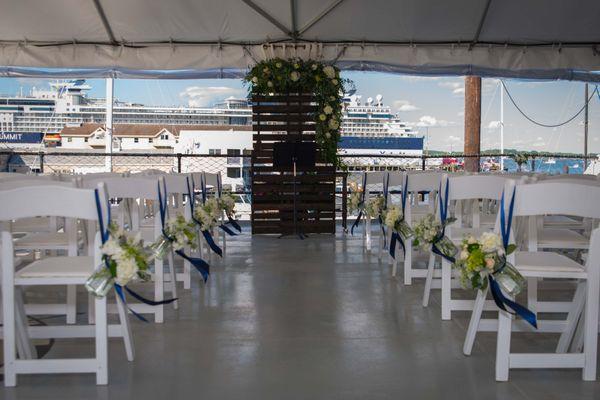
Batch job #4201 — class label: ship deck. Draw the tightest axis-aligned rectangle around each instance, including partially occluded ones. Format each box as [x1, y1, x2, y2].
[5, 226, 598, 400]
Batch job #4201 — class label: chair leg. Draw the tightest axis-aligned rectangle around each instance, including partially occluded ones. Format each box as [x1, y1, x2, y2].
[441, 258, 452, 320]
[154, 258, 164, 323]
[422, 253, 436, 307]
[365, 218, 372, 253]
[527, 277, 538, 315]
[94, 296, 108, 385]
[404, 239, 412, 285]
[167, 250, 178, 310]
[66, 284, 77, 324]
[557, 281, 586, 353]
[183, 253, 191, 290]
[115, 291, 135, 362]
[583, 278, 599, 380]
[464, 287, 488, 355]
[2, 260, 17, 386]
[495, 308, 513, 381]
[15, 287, 36, 359]
[571, 314, 585, 353]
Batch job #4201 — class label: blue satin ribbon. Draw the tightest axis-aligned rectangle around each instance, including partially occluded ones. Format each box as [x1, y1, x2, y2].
[200, 174, 207, 204]
[389, 175, 410, 260]
[159, 179, 211, 282]
[490, 188, 537, 329]
[428, 179, 456, 263]
[94, 189, 175, 323]
[379, 173, 390, 247]
[350, 173, 368, 235]
[216, 173, 222, 197]
[201, 229, 223, 257]
[227, 216, 242, 232]
[219, 224, 237, 236]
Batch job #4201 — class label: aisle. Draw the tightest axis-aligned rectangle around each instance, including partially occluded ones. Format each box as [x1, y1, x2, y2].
[5, 230, 600, 399]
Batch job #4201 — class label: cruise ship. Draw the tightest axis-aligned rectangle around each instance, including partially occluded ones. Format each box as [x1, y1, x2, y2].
[339, 91, 424, 168]
[0, 80, 251, 148]
[0, 81, 423, 166]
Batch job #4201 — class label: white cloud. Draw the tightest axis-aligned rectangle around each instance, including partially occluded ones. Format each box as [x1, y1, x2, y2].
[179, 86, 244, 107]
[414, 115, 454, 127]
[393, 100, 419, 112]
[399, 75, 443, 82]
[457, 111, 464, 117]
[446, 135, 462, 143]
[438, 81, 465, 95]
[487, 120, 501, 129]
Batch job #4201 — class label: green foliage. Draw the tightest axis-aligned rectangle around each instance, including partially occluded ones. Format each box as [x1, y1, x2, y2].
[244, 58, 352, 167]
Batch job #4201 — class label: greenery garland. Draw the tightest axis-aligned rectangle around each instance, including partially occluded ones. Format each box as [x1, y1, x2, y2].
[244, 58, 350, 167]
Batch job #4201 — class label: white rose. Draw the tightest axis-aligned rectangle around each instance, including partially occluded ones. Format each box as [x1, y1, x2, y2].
[332, 79, 339, 86]
[328, 118, 339, 129]
[267, 81, 273, 88]
[325, 132, 331, 139]
[290, 71, 300, 82]
[311, 64, 318, 70]
[251, 76, 258, 83]
[323, 65, 336, 79]
[323, 105, 333, 115]
[115, 257, 139, 286]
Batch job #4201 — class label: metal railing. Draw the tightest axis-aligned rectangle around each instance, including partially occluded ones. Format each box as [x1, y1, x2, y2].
[1, 150, 593, 227]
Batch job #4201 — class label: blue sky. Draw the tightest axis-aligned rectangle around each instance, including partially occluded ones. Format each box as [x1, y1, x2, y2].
[2, 73, 598, 153]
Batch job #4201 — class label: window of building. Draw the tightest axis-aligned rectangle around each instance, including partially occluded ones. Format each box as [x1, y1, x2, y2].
[134, 138, 139, 143]
[227, 167, 241, 178]
[209, 149, 221, 155]
[149, 138, 153, 143]
[84, 137, 88, 142]
[67, 137, 72, 142]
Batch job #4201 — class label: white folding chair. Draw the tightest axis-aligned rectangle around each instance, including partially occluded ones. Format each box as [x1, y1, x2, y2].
[363, 171, 388, 255]
[463, 180, 600, 381]
[1, 183, 133, 386]
[81, 176, 173, 323]
[427, 174, 513, 317]
[397, 171, 443, 285]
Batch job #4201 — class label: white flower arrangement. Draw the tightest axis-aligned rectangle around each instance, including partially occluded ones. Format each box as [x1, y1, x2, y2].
[86, 223, 152, 297]
[164, 214, 198, 251]
[364, 195, 385, 218]
[382, 205, 414, 239]
[193, 197, 222, 231]
[412, 214, 457, 259]
[218, 193, 237, 218]
[454, 232, 523, 295]
[348, 182, 364, 214]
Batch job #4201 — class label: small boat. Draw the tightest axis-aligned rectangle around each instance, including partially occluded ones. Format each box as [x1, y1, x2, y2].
[545, 158, 556, 164]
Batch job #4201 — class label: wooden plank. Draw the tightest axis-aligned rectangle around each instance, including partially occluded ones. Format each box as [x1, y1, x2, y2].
[252, 94, 315, 102]
[252, 105, 318, 113]
[251, 114, 314, 122]
[252, 124, 315, 132]
[253, 134, 315, 141]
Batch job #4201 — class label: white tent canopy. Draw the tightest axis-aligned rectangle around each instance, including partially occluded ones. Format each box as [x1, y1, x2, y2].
[1, 0, 600, 81]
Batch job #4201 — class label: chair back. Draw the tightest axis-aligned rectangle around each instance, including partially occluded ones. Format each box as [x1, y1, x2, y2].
[0, 178, 77, 190]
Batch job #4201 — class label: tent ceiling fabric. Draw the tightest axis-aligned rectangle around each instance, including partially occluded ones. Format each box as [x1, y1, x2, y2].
[1, 0, 599, 81]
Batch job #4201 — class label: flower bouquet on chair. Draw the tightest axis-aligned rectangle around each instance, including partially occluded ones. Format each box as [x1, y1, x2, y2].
[193, 197, 224, 256]
[412, 214, 458, 262]
[348, 182, 364, 215]
[364, 195, 385, 219]
[85, 223, 152, 298]
[150, 214, 198, 259]
[218, 192, 242, 234]
[454, 232, 525, 296]
[382, 204, 414, 259]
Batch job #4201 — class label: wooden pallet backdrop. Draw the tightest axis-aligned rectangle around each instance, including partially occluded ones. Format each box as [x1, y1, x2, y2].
[251, 93, 336, 235]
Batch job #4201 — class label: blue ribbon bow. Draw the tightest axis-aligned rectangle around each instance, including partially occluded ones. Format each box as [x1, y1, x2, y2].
[389, 174, 409, 260]
[429, 179, 456, 263]
[350, 173, 368, 235]
[159, 179, 211, 282]
[186, 176, 223, 257]
[490, 188, 537, 329]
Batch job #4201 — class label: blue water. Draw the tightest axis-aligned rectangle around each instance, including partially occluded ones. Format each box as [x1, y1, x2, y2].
[487, 157, 585, 175]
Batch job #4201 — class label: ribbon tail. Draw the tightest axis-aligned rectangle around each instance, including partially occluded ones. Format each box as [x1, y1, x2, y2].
[124, 285, 178, 306]
[202, 230, 223, 257]
[389, 232, 397, 259]
[176, 249, 210, 283]
[378, 215, 386, 248]
[219, 224, 237, 236]
[114, 284, 148, 323]
[351, 211, 363, 235]
[431, 243, 456, 263]
[228, 216, 242, 232]
[488, 276, 538, 329]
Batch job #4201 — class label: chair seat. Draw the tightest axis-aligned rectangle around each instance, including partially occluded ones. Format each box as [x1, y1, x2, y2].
[537, 228, 589, 249]
[15, 256, 94, 284]
[515, 251, 586, 278]
[14, 232, 71, 249]
[412, 204, 432, 215]
[479, 213, 496, 227]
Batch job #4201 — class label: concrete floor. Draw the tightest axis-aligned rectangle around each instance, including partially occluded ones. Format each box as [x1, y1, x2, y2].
[3, 229, 600, 399]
